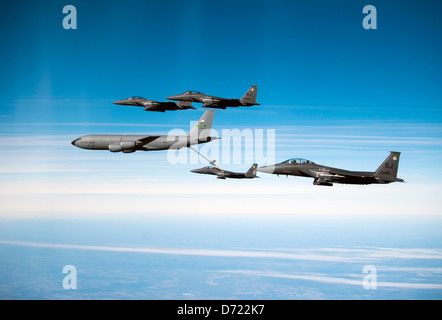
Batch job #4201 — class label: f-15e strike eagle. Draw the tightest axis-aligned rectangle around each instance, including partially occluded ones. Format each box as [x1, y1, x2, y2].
[166, 85, 259, 109]
[71, 110, 217, 153]
[113, 96, 195, 112]
[257, 152, 404, 186]
[191, 164, 259, 179]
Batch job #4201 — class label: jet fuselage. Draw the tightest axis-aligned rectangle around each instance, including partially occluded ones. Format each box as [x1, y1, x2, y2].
[259, 162, 378, 184]
[257, 153, 403, 186]
[71, 110, 217, 153]
[113, 97, 195, 112]
[191, 164, 258, 179]
[72, 134, 216, 152]
[166, 86, 259, 109]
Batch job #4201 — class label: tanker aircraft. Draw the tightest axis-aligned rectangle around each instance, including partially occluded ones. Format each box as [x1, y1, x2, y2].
[71, 110, 216, 153]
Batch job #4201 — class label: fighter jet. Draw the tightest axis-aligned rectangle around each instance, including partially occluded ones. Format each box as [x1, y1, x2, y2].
[191, 164, 259, 179]
[71, 110, 217, 153]
[257, 152, 404, 186]
[113, 96, 195, 112]
[166, 85, 259, 109]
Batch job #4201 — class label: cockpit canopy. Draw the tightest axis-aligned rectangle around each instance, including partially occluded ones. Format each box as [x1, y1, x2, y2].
[203, 166, 216, 169]
[280, 158, 314, 165]
[183, 91, 202, 95]
[128, 96, 145, 100]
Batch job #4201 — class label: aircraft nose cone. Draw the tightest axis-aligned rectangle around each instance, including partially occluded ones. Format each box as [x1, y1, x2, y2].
[71, 138, 79, 146]
[257, 165, 276, 174]
[113, 99, 126, 105]
[166, 95, 179, 101]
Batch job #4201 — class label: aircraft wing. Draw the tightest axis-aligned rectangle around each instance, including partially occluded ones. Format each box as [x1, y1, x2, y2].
[295, 168, 344, 186]
[216, 171, 227, 179]
[176, 101, 196, 110]
[136, 136, 161, 145]
[142, 101, 194, 112]
[297, 168, 345, 181]
[202, 98, 224, 108]
[326, 168, 374, 179]
[202, 97, 243, 109]
[138, 100, 167, 112]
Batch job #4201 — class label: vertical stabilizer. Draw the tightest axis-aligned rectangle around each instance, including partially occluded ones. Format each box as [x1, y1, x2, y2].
[187, 110, 215, 140]
[374, 151, 401, 182]
[239, 85, 258, 105]
[245, 163, 258, 178]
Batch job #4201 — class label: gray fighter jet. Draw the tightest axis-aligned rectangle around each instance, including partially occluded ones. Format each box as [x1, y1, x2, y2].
[71, 110, 216, 153]
[257, 152, 404, 186]
[113, 96, 195, 112]
[191, 164, 259, 179]
[166, 85, 259, 109]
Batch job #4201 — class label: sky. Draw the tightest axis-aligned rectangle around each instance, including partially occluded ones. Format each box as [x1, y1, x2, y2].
[0, 0, 441, 299]
[0, 0, 441, 217]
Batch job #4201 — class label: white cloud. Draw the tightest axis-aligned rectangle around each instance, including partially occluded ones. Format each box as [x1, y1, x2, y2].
[1, 240, 441, 263]
[0, 240, 359, 262]
[219, 270, 442, 290]
[1, 240, 441, 290]
[0, 178, 441, 218]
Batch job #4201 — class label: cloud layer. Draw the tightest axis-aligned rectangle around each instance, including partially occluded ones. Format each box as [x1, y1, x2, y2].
[1, 240, 441, 291]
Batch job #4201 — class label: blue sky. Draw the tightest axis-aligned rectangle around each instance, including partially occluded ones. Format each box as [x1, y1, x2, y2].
[0, 0, 442, 299]
[1, 0, 441, 124]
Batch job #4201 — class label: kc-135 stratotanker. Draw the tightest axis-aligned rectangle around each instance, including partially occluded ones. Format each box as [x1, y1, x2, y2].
[71, 110, 217, 153]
